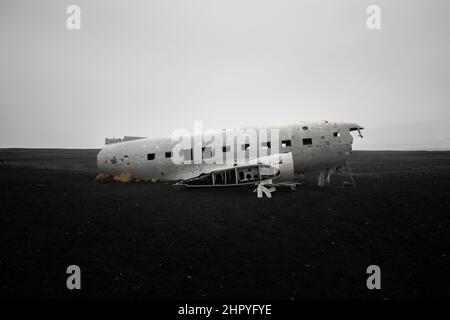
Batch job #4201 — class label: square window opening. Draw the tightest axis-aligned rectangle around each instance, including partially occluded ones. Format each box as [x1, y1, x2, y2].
[183, 149, 193, 161]
[261, 142, 271, 149]
[281, 140, 292, 147]
[203, 147, 213, 159]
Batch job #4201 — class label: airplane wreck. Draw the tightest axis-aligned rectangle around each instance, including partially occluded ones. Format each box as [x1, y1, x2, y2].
[96, 121, 364, 197]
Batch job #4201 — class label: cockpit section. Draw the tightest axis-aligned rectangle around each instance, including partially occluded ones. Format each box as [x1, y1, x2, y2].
[349, 125, 364, 138]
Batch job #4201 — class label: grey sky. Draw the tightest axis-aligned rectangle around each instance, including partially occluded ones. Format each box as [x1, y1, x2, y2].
[1, 0, 449, 149]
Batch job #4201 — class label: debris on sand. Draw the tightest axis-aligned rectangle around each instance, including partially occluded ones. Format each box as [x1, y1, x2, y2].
[94, 172, 135, 183]
[94, 173, 162, 184]
[113, 172, 135, 183]
[94, 173, 113, 183]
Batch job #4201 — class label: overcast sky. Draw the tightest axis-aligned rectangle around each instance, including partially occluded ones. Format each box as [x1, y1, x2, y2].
[1, 0, 449, 149]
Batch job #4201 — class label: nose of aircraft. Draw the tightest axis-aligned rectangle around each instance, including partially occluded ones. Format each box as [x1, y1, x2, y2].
[347, 123, 364, 138]
[334, 122, 364, 137]
[348, 123, 364, 131]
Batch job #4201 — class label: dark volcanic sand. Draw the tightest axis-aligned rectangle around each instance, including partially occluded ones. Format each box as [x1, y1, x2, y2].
[0, 149, 449, 299]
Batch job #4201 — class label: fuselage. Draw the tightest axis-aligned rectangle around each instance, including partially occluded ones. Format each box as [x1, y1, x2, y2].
[97, 121, 363, 182]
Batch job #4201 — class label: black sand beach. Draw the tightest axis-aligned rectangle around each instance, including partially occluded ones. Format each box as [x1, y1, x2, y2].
[0, 149, 449, 299]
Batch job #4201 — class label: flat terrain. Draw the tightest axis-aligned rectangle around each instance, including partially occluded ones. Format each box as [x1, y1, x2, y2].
[0, 149, 449, 299]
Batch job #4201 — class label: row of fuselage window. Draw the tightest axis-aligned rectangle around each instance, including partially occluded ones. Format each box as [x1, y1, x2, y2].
[145, 138, 318, 161]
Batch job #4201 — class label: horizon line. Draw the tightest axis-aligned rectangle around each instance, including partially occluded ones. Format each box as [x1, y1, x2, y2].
[1, 147, 450, 152]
